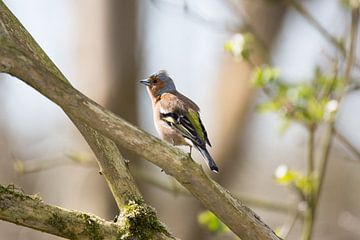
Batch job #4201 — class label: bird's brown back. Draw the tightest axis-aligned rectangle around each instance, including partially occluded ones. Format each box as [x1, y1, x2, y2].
[159, 92, 200, 114]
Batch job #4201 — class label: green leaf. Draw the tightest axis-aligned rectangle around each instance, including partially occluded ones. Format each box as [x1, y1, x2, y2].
[198, 211, 229, 234]
[275, 165, 296, 184]
[251, 66, 280, 88]
[287, 85, 313, 102]
[224, 32, 253, 61]
[294, 175, 313, 195]
[307, 98, 326, 122]
[256, 101, 281, 113]
[274, 165, 316, 196]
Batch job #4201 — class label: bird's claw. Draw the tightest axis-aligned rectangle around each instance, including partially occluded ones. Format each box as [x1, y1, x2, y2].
[113, 214, 119, 223]
[188, 146, 193, 158]
[124, 158, 130, 167]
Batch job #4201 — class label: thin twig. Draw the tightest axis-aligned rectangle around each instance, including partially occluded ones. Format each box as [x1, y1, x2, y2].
[285, 0, 346, 55]
[13, 152, 96, 175]
[224, 0, 269, 51]
[334, 129, 360, 162]
[301, 124, 316, 240]
[341, 11, 360, 93]
[150, 0, 241, 32]
[236, 195, 300, 215]
[279, 212, 300, 239]
[133, 170, 190, 196]
[307, 125, 316, 174]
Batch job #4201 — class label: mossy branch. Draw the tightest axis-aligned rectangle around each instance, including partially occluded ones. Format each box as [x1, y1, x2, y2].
[0, 185, 173, 240]
[0, 1, 279, 240]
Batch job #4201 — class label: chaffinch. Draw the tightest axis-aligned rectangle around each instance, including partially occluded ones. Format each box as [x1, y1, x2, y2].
[140, 70, 219, 172]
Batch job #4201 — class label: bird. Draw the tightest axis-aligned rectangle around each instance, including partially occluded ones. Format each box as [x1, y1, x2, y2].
[140, 70, 219, 173]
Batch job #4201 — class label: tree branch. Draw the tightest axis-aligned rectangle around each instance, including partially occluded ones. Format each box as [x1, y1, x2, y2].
[0, 184, 173, 240]
[0, 1, 279, 239]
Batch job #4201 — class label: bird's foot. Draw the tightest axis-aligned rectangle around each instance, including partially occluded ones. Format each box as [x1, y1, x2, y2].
[188, 146, 193, 158]
[113, 214, 119, 223]
[124, 158, 130, 167]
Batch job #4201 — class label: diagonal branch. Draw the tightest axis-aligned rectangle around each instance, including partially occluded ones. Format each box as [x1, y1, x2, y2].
[0, 1, 279, 240]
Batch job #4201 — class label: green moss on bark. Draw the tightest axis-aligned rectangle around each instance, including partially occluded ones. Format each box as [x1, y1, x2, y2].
[121, 199, 169, 240]
[81, 214, 104, 240]
[47, 213, 77, 240]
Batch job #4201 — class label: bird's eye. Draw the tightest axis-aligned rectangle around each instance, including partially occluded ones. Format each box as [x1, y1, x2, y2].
[152, 79, 158, 84]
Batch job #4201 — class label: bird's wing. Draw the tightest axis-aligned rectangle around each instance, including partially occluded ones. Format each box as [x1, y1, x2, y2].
[159, 93, 211, 147]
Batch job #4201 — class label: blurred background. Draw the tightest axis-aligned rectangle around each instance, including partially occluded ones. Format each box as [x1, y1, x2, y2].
[0, 0, 359, 239]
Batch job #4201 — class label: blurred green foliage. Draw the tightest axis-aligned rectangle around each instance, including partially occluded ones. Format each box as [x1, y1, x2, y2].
[252, 66, 280, 87]
[198, 211, 229, 234]
[251, 66, 342, 125]
[340, 0, 360, 9]
[275, 165, 315, 197]
[224, 32, 253, 61]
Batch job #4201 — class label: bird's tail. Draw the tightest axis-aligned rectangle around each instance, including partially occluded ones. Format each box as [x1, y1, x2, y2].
[197, 147, 219, 173]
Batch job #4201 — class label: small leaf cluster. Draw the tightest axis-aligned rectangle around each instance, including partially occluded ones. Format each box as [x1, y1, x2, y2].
[252, 66, 342, 126]
[198, 210, 229, 234]
[224, 32, 253, 61]
[275, 165, 315, 199]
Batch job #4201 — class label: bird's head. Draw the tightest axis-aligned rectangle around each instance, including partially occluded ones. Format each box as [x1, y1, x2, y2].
[140, 70, 176, 97]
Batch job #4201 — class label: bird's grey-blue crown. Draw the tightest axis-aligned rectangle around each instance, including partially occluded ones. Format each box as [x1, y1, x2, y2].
[152, 70, 176, 95]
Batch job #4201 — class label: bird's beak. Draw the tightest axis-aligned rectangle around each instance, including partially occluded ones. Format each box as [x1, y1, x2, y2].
[139, 78, 151, 86]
